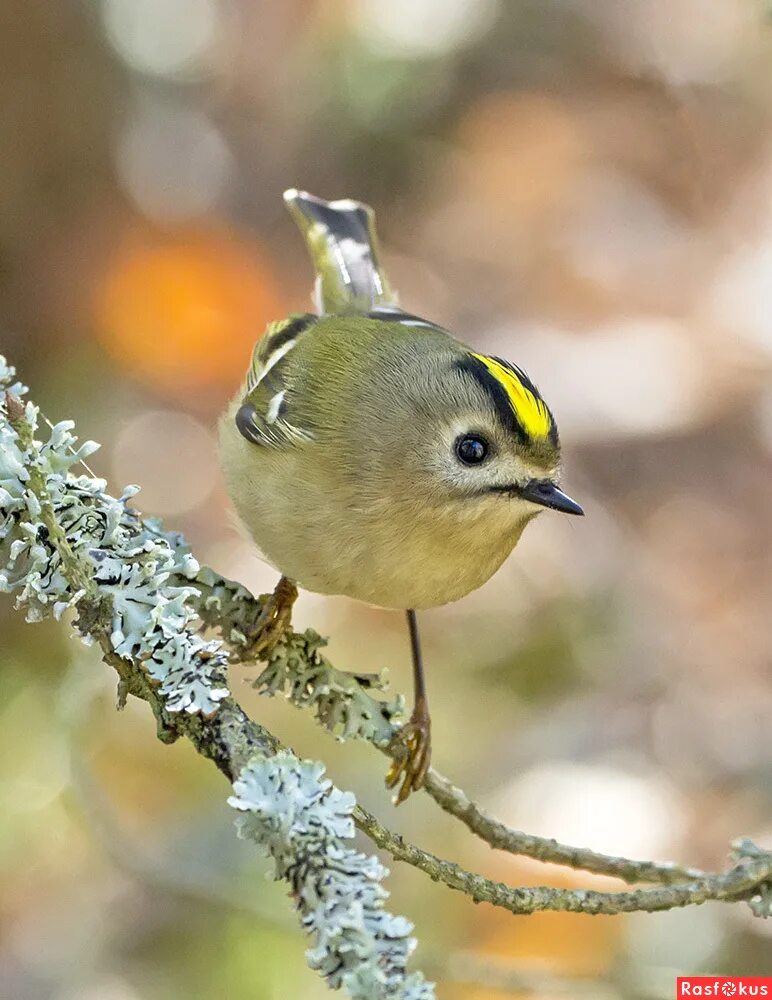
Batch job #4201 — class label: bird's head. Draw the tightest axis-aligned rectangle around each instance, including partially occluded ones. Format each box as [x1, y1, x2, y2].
[385, 346, 583, 529]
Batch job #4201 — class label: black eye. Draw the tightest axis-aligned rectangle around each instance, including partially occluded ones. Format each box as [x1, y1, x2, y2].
[455, 434, 489, 465]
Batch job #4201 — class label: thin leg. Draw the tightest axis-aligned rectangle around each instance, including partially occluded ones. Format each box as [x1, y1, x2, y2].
[407, 608, 427, 708]
[385, 609, 432, 803]
[247, 575, 298, 660]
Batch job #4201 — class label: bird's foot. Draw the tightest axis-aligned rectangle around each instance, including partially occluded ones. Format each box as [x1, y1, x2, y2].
[246, 576, 298, 660]
[385, 706, 431, 804]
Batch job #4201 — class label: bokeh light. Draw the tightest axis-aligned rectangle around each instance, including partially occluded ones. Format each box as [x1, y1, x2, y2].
[354, 0, 500, 58]
[711, 225, 772, 355]
[116, 96, 233, 223]
[101, 0, 222, 80]
[495, 763, 685, 859]
[96, 229, 286, 399]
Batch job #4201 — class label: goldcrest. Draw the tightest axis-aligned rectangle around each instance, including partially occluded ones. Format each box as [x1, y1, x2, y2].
[219, 190, 583, 801]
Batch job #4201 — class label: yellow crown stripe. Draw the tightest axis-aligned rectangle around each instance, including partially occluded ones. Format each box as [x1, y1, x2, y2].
[471, 353, 552, 439]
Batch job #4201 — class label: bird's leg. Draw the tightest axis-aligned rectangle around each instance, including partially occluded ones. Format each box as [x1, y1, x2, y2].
[385, 609, 432, 804]
[246, 575, 298, 660]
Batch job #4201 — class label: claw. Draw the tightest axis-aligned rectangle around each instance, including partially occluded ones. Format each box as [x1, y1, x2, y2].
[385, 709, 431, 804]
[246, 577, 297, 660]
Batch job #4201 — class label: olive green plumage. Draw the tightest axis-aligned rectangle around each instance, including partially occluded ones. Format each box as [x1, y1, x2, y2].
[219, 189, 583, 800]
[218, 189, 581, 611]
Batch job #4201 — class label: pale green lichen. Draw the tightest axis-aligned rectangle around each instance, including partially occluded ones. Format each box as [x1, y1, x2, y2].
[160, 540, 405, 746]
[0, 357, 227, 714]
[255, 630, 403, 746]
[229, 751, 434, 999]
[1, 354, 434, 996]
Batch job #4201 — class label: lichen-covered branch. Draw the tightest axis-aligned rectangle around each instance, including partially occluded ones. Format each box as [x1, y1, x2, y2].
[167, 556, 405, 747]
[352, 807, 772, 915]
[230, 753, 426, 997]
[418, 770, 706, 886]
[240, 622, 771, 913]
[176, 566, 709, 887]
[0, 358, 433, 1000]
[1, 351, 770, 972]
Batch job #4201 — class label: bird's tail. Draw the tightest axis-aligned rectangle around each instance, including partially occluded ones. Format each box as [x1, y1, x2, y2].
[283, 188, 396, 314]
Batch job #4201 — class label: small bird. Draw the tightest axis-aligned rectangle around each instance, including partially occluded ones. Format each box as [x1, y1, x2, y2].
[219, 189, 583, 802]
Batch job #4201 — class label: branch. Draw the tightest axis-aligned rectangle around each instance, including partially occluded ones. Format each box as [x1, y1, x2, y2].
[352, 806, 772, 915]
[0, 361, 432, 1000]
[165, 496, 772, 917]
[420, 770, 706, 885]
[178, 568, 708, 887]
[235, 619, 772, 916]
[157, 550, 404, 747]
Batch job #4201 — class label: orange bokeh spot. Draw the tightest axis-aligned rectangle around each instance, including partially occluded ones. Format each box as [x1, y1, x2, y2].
[97, 227, 287, 399]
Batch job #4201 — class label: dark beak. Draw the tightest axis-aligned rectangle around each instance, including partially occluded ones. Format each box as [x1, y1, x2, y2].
[520, 480, 584, 516]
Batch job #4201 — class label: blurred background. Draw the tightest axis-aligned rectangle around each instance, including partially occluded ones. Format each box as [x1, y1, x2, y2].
[2, 1, 772, 997]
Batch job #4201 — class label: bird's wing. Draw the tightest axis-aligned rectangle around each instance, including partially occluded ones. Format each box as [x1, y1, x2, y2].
[235, 313, 317, 449]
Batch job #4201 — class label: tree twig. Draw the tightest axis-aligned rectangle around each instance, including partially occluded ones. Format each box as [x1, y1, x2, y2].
[420, 770, 706, 885]
[181, 571, 707, 886]
[353, 802, 772, 916]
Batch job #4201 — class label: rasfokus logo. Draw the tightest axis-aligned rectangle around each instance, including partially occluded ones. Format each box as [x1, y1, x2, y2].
[677, 978, 772, 997]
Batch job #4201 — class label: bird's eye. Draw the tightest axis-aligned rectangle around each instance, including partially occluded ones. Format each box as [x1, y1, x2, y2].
[455, 434, 489, 465]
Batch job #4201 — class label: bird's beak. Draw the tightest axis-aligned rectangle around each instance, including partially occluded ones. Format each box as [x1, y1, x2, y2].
[520, 480, 584, 516]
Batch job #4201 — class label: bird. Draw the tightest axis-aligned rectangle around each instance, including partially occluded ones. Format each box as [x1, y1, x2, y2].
[218, 189, 583, 802]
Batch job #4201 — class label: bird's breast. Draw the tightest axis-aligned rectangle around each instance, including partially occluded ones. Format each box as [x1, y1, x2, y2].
[288, 498, 529, 609]
[219, 414, 530, 609]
